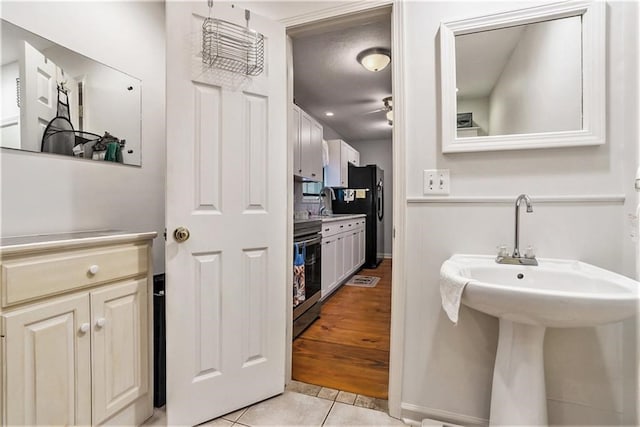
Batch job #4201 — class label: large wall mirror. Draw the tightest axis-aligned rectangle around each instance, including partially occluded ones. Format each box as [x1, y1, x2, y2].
[1, 19, 142, 166]
[440, 1, 605, 153]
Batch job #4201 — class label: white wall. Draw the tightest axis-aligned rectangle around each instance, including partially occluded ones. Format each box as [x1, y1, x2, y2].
[489, 17, 582, 136]
[402, 1, 638, 425]
[0, 1, 166, 273]
[350, 138, 393, 257]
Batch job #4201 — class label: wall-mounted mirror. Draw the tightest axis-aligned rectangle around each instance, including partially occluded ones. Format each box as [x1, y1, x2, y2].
[1, 19, 142, 166]
[440, 1, 605, 153]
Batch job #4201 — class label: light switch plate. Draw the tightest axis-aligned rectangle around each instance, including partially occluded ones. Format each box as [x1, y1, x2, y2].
[423, 169, 450, 194]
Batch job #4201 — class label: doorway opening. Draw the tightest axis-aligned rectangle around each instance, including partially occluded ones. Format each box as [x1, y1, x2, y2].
[288, 6, 394, 401]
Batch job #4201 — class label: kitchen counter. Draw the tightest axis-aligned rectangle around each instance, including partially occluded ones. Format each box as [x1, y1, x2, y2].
[321, 214, 366, 223]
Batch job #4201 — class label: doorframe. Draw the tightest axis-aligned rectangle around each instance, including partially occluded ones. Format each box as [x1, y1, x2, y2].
[282, 0, 407, 419]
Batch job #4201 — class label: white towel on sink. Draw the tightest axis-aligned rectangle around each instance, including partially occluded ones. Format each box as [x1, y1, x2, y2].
[439, 260, 472, 324]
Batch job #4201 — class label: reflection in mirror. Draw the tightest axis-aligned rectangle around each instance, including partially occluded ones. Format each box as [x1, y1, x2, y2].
[455, 16, 582, 138]
[0, 19, 142, 166]
[440, 1, 605, 153]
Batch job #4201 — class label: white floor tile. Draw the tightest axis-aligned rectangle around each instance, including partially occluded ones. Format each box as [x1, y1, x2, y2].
[142, 407, 167, 426]
[200, 418, 234, 427]
[221, 407, 249, 422]
[237, 391, 333, 426]
[324, 402, 406, 426]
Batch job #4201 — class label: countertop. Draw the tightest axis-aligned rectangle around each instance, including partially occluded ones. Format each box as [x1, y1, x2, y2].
[320, 214, 366, 223]
[0, 230, 158, 253]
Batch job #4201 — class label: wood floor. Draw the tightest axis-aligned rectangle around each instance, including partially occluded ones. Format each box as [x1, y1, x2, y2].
[292, 259, 392, 399]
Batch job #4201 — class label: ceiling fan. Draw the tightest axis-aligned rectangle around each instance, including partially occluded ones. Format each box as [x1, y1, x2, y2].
[364, 96, 393, 125]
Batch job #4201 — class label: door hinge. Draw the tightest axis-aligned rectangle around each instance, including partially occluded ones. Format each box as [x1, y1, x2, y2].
[393, 227, 396, 239]
[163, 228, 167, 241]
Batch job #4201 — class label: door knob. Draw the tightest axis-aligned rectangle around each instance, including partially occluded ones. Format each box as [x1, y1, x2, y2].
[173, 227, 190, 242]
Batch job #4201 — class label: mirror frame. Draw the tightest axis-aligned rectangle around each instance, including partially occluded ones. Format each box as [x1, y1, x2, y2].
[440, 1, 605, 153]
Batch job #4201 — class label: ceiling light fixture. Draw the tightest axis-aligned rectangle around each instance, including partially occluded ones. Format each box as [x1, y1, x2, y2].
[325, 112, 334, 117]
[357, 48, 391, 72]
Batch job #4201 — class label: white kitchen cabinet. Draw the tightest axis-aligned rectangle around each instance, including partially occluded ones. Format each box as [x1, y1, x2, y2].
[0, 231, 156, 426]
[321, 216, 366, 300]
[292, 104, 323, 181]
[325, 139, 360, 187]
[321, 236, 337, 299]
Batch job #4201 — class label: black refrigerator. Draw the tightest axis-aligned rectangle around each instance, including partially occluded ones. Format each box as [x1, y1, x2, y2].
[332, 164, 384, 268]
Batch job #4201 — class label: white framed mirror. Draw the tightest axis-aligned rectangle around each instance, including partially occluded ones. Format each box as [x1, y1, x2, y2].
[440, 1, 605, 153]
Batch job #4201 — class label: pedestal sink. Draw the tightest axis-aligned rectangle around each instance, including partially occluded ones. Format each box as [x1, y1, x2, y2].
[441, 254, 640, 426]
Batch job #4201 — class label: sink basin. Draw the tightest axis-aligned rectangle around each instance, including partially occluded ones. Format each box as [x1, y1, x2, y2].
[441, 254, 639, 426]
[447, 254, 639, 327]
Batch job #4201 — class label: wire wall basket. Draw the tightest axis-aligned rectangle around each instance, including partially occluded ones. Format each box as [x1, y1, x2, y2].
[202, 2, 264, 77]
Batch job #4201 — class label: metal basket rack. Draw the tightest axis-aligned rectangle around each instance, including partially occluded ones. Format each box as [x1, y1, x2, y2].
[202, 2, 264, 76]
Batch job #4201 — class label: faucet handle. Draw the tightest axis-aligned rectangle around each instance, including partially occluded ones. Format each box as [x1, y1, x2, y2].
[524, 245, 536, 259]
[496, 244, 509, 257]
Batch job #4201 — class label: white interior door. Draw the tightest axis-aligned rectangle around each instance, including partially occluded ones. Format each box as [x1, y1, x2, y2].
[165, 2, 287, 425]
[19, 41, 57, 152]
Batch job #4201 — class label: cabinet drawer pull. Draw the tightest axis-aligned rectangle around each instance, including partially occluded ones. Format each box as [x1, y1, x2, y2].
[95, 318, 107, 328]
[88, 264, 100, 275]
[79, 323, 90, 334]
[325, 228, 330, 231]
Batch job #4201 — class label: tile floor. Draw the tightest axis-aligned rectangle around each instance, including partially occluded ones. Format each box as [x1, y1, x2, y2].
[144, 381, 406, 426]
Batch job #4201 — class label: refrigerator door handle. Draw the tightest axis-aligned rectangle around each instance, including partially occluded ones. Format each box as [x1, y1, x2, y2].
[377, 180, 384, 221]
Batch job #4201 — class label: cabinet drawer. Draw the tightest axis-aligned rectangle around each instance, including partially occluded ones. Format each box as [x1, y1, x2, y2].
[322, 221, 349, 238]
[1, 244, 148, 307]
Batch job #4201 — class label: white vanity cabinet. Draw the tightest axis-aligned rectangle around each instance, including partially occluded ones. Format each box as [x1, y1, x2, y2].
[321, 216, 366, 299]
[292, 104, 323, 181]
[325, 139, 360, 187]
[0, 231, 156, 426]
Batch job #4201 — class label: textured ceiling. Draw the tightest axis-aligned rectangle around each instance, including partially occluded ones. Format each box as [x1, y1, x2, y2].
[292, 14, 392, 142]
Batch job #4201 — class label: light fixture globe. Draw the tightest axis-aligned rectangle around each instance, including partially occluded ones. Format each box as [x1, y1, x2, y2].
[357, 48, 391, 72]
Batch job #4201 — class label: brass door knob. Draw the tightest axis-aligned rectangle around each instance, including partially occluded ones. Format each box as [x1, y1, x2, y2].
[173, 227, 190, 242]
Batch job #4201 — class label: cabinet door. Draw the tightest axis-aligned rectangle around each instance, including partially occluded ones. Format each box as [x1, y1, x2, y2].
[299, 112, 313, 179]
[352, 230, 360, 272]
[351, 149, 360, 166]
[359, 226, 366, 266]
[3, 294, 91, 426]
[91, 279, 148, 425]
[292, 105, 302, 176]
[335, 235, 345, 283]
[339, 142, 349, 187]
[308, 120, 323, 181]
[343, 232, 354, 277]
[321, 237, 336, 298]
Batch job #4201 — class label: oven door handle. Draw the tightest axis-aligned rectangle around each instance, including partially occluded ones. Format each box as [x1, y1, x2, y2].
[294, 235, 322, 246]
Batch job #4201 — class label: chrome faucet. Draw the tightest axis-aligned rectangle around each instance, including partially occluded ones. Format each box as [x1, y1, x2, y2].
[319, 186, 336, 216]
[496, 194, 538, 266]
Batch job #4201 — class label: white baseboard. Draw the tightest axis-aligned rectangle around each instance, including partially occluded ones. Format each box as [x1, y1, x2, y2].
[383, 253, 392, 259]
[400, 402, 487, 427]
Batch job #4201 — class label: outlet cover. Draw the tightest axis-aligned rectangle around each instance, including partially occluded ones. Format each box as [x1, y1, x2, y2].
[423, 169, 450, 195]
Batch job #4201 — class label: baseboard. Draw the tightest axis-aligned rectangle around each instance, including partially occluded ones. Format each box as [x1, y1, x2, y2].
[400, 402, 488, 427]
[383, 253, 393, 259]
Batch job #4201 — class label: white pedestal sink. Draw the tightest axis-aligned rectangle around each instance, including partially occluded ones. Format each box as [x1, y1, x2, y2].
[441, 254, 640, 426]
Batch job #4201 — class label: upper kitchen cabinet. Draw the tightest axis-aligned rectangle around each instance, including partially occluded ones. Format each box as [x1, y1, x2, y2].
[325, 139, 360, 187]
[292, 104, 323, 181]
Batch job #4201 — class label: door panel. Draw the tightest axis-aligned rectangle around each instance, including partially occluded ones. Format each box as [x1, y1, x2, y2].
[91, 279, 148, 425]
[20, 41, 58, 151]
[165, 2, 287, 425]
[3, 294, 91, 426]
